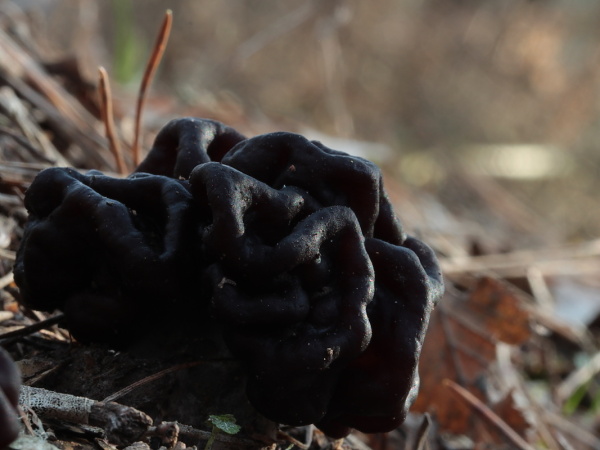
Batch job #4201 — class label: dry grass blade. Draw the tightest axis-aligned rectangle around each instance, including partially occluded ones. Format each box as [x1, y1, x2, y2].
[175, 421, 269, 448]
[0, 27, 109, 168]
[0, 125, 51, 164]
[98, 67, 126, 175]
[132, 9, 173, 167]
[0, 272, 13, 290]
[0, 313, 65, 342]
[443, 379, 535, 450]
[413, 413, 431, 450]
[102, 360, 205, 403]
[557, 350, 600, 403]
[233, 1, 314, 64]
[543, 410, 600, 449]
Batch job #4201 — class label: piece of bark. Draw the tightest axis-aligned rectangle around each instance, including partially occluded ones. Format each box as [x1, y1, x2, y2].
[19, 385, 152, 446]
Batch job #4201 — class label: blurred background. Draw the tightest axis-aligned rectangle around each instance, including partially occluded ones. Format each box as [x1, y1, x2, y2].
[1, 1, 600, 446]
[4, 0, 600, 247]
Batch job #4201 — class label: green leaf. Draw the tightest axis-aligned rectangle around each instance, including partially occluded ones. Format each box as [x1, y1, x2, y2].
[563, 382, 589, 416]
[111, 0, 143, 84]
[208, 414, 241, 435]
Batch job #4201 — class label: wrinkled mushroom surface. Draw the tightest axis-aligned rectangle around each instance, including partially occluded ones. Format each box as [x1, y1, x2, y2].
[135, 117, 246, 179]
[190, 162, 374, 425]
[14, 117, 444, 438]
[14, 167, 202, 345]
[221, 132, 405, 244]
[315, 237, 444, 438]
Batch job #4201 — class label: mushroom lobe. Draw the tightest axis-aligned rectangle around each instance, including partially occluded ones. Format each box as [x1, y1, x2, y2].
[190, 162, 374, 425]
[209, 130, 443, 432]
[135, 117, 246, 179]
[14, 167, 201, 345]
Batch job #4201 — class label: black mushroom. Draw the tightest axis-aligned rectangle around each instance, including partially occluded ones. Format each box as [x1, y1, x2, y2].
[194, 131, 443, 433]
[315, 237, 444, 438]
[189, 162, 374, 425]
[14, 117, 444, 438]
[0, 347, 20, 448]
[135, 117, 246, 179]
[220, 132, 405, 245]
[14, 167, 202, 345]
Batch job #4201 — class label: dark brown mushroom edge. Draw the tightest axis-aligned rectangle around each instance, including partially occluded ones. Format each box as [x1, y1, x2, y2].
[14, 118, 444, 439]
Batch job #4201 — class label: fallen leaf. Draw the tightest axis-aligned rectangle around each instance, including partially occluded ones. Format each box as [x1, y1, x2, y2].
[468, 276, 532, 345]
[413, 276, 533, 441]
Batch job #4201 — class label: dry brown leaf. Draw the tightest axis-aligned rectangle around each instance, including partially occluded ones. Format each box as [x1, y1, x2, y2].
[467, 276, 532, 345]
[492, 389, 535, 440]
[412, 302, 486, 433]
[413, 276, 533, 440]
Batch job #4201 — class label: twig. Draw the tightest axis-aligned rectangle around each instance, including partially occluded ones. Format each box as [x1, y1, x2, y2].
[0, 193, 22, 209]
[443, 379, 535, 450]
[0, 313, 65, 342]
[277, 429, 310, 450]
[0, 271, 13, 290]
[0, 26, 110, 167]
[438, 303, 468, 385]
[413, 413, 431, 450]
[557, 350, 600, 403]
[0, 125, 54, 164]
[98, 67, 126, 175]
[495, 344, 561, 450]
[543, 410, 600, 449]
[132, 9, 172, 167]
[440, 238, 600, 277]
[344, 433, 375, 450]
[102, 360, 224, 403]
[175, 422, 266, 448]
[232, 2, 314, 64]
[19, 385, 152, 447]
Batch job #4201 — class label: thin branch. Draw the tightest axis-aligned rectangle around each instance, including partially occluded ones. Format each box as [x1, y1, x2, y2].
[102, 360, 236, 403]
[0, 313, 65, 343]
[0, 125, 53, 164]
[175, 422, 268, 448]
[98, 66, 126, 175]
[443, 379, 535, 450]
[557, 350, 600, 403]
[543, 409, 600, 449]
[131, 9, 173, 167]
[277, 429, 310, 450]
[413, 413, 431, 450]
[20, 385, 152, 447]
[438, 303, 468, 385]
[232, 1, 314, 64]
[0, 271, 13, 290]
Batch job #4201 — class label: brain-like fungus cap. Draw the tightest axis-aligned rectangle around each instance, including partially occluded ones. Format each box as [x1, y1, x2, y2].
[135, 117, 246, 179]
[189, 162, 374, 425]
[315, 237, 444, 438]
[221, 132, 405, 244]
[14, 117, 444, 438]
[14, 167, 201, 345]
[206, 132, 442, 432]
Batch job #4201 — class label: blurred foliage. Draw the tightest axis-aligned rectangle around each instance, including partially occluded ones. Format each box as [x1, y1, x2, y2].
[110, 0, 143, 85]
[14, 0, 600, 240]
